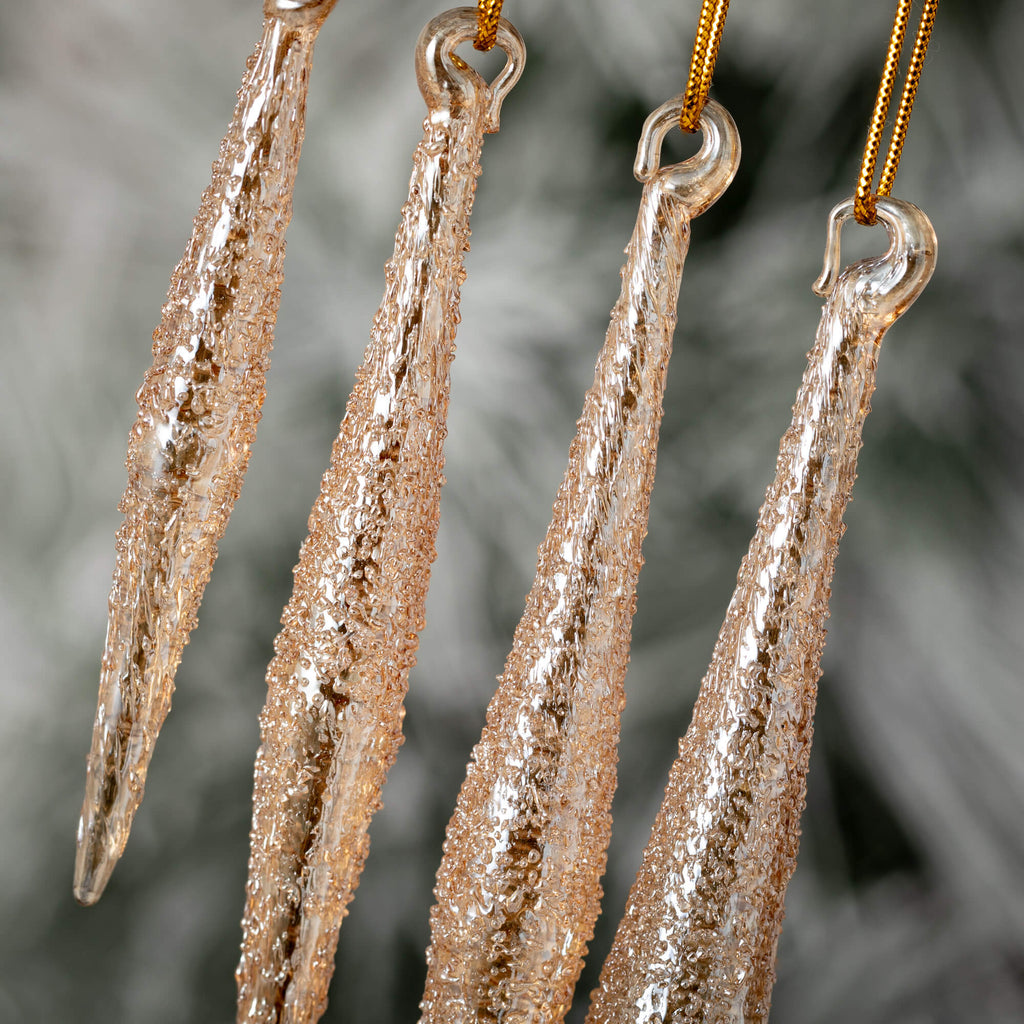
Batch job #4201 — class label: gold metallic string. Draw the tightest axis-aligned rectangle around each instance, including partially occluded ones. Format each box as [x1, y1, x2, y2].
[855, 0, 939, 225]
[680, 0, 732, 133]
[474, 0, 504, 50]
[476, 1, 733, 118]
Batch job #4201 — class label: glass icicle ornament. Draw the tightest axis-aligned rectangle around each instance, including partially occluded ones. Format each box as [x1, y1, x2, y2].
[585, 197, 936, 1024]
[418, 97, 739, 1024]
[235, 11, 525, 1022]
[75, 0, 339, 907]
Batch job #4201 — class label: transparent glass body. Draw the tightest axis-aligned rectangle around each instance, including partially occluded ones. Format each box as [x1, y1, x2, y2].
[586, 197, 936, 1024]
[75, 4, 337, 907]
[235, 11, 525, 1023]
[418, 98, 740, 1024]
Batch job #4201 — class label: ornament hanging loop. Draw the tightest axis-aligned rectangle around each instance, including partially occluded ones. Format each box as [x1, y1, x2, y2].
[417, 7, 525, 131]
[635, 97, 740, 216]
[813, 196, 937, 320]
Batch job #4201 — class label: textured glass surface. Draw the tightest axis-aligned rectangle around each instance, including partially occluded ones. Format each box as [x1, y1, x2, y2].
[418, 99, 739, 1024]
[74, 4, 336, 907]
[235, 12, 525, 1024]
[6, 3, 1020, 1020]
[586, 197, 936, 1024]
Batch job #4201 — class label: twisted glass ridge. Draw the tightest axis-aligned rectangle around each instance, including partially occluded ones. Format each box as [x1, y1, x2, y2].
[585, 197, 936, 1024]
[235, 12, 525, 1023]
[75, 6, 335, 907]
[418, 99, 739, 1024]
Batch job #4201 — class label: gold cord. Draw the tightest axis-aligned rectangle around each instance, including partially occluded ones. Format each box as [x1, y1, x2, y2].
[855, 0, 939, 225]
[680, 0, 732, 133]
[474, 0, 504, 51]
[476, 0, 733, 121]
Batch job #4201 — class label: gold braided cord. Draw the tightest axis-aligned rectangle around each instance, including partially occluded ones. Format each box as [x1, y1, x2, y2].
[854, 1, 910, 225]
[877, 0, 939, 198]
[680, 0, 732, 133]
[474, 0, 503, 51]
[855, 0, 939, 225]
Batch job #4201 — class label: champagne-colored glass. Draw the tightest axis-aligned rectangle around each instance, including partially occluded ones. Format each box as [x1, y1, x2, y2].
[75, 0, 339, 907]
[586, 197, 936, 1024]
[235, 10, 525, 1022]
[418, 98, 739, 1024]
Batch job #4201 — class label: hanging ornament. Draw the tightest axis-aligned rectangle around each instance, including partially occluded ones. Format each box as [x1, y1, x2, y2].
[235, 10, 525, 1022]
[585, 2, 939, 1020]
[418, 4, 740, 1021]
[419, 95, 739, 1024]
[75, 0, 340, 907]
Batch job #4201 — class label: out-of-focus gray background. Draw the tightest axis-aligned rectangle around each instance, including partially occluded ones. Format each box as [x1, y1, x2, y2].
[2, 0, 1023, 1020]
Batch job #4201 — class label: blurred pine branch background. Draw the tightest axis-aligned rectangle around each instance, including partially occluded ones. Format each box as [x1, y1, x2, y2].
[1, 0, 1022, 1020]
